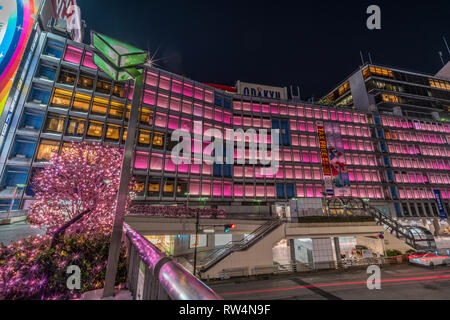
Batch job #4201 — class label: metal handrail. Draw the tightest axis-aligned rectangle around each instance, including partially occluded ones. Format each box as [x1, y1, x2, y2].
[124, 223, 221, 300]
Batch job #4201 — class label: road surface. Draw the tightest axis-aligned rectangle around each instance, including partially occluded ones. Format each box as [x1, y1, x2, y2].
[0, 222, 44, 245]
[210, 264, 450, 300]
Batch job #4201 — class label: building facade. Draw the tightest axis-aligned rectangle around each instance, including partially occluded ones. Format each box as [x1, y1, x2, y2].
[1, 30, 450, 223]
[321, 64, 450, 121]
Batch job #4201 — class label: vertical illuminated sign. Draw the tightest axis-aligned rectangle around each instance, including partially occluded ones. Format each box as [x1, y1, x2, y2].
[316, 121, 333, 196]
[323, 122, 351, 197]
[433, 189, 448, 219]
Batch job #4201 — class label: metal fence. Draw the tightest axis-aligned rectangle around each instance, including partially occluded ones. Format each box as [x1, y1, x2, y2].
[124, 223, 222, 300]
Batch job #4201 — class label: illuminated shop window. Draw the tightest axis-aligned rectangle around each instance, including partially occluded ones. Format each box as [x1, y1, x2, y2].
[109, 101, 124, 119]
[86, 121, 103, 138]
[91, 96, 108, 115]
[138, 130, 151, 146]
[159, 76, 170, 91]
[44, 113, 65, 134]
[66, 117, 85, 137]
[145, 71, 158, 87]
[105, 124, 120, 142]
[51, 89, 71, 108]
[72, 92, 91, 112]
[36, 139, 59, 162]
[148, 180, 160, 196]
[190, 234, 207, 248]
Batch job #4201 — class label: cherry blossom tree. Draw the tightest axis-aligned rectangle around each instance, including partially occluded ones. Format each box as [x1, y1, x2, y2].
[27, 142, 135, 241]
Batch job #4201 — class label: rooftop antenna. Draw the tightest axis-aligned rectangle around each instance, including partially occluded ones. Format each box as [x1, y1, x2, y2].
[443, 36, 450, 57]
[368, 52, 373, 64]
[438, 51, 445, 66]
[359, 51, 365, 66]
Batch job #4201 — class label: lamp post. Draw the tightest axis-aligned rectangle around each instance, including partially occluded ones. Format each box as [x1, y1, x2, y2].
[7, 184, 26, 219]
[88, 32, 148, 298]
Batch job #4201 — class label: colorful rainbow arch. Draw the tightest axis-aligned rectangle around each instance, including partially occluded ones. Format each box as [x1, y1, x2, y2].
[0, 0, 39, 116]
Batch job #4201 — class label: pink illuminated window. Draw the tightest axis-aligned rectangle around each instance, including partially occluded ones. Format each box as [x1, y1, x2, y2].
[201, 181, 211, 196]
[315, 185, 323, 197]
[204, 107, 213, 120]
[213, 183, 222, 197]
[293, 151, 301, 162]
[183, 83, 193, 97]
[296, 184, 305, 197]
[224, 183, 232, 197]
[233, 101, 242, 110]
[289, 106, 296, 116]
[245, 185, 254, 197]
[280, 105, 287, 115]
[157, 93, 169, 109]
[252, 103, 261, 113]
[290, 120, 298, 131]
[194, 87, 204, 100]
[267, 185, 276, 197]
[255, 185, 265, 197]
[302, 151, 310, 163]
[150, 153, 163, 171]
[307, 122, 314, 132]
[270, 103, 279, 114]
[145, 72, 158, 87]
[234, 166, 243, 177]
[297, 106, 304, 117]
[202, 164, 212, 175]
[169, 97, 181, 112]
[143, 90, 156, 105]
[205, 90, 213, 103]
[155, 113, 167, 128]
[314, 108, 321, 119]
[306, 184, 314, 197]
[164, 157, 176, 172]
[304, 167, 312, 179]
[311, 152, 319, 163]
[134, 152, 148, 170]
[159, 76, 170, 90]
[190, 163, 200, 174]
[168, 116, 179, 130]
[224, 112, 231, 125]
[253, 118, 261, 127]
[64, 45, 82, 64]
[82, 51, 97, 69]
[234, 185, 243, 197]
[322, 109, 329, 120]
[214, 109, 223, 122]
[309, 136, 317, 147]
[305, 108, 313, 118]
[244, 117, 252, 127]
[171, 80, 182, 94]
[189, 181, 200, 196]
[262, 104, 269, 113]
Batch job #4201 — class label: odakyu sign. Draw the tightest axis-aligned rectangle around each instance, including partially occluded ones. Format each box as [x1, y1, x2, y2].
[0, 0, 40, 115]
[236, 80, 288, 100]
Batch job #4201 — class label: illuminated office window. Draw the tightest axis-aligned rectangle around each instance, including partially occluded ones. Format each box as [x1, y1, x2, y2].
[86, 121, 103, 138]
[72, 92, 91, 112]
[66, 117, 85, 137]
[91, 96, 108, 116]
[36, 139, 59, 162]
[51, 89, 72, 108]
[44, 113, 65, 134]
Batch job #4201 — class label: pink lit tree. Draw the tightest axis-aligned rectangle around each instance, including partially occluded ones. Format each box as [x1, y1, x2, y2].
[27, 142, 135, 244]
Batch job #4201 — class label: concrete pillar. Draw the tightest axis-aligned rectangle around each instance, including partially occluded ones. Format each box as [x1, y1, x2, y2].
[333, 237, 342, 266]
[289, 239, 296, 264]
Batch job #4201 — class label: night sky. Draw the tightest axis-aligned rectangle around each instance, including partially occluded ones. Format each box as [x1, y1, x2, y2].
[77, 0, 450, 99]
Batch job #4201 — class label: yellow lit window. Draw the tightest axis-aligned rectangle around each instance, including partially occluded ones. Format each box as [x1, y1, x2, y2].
[163, 183, 174, 193]
[153, 132, 164, 147]
[66, 118, 85, 136]
[382, 94, 400, 103]
[51, 89, 72, 108]
[91, 96, 109, 115]
[122, 128, 127, 141]
[73, 93, 91, 112]
[36, 139, 59, 161]
[109, 100, 125, 119]
[148, 183, 160, 192]
[139, 130, 151, 145]
[106, 125, 120, 141]
[86, 121, 103, 138]
[45, 116, 65, 133]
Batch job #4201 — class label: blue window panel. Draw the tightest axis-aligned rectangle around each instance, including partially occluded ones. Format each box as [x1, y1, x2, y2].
[21, 112, 44, 130]
[0, 200, 20, 211]
[281, 120, 291, 146]
[224, 97, 232, 109]
[394, 203, 402, 217]
[214, 93, 223, 107]
[43, 39, 64, 58]
[386, 170, 394, 182]
[276, 184, 285, 198]
[2, 167, 29, 188]
[286, 184, 295, 198]
[36, 65, 56, 81]
[373, 115, 381, 125]
[380, 141, 388, 153]
[213, 164, 222, 177]
[12, 139, 37, 158]
[28, 87, 51, 104]
[224, 164, 232, 177]
[377, 129, 385, 139]
[272, 119, 280, 129]
[390, 186, 398, 200]
[383, 156, 391, 167]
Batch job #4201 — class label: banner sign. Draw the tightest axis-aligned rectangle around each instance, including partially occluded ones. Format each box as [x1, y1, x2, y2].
[324, 122, 351, 197]
[236, 80, 287, 100]
[316, 121, 333, 196]
[433, 189, 448, 219]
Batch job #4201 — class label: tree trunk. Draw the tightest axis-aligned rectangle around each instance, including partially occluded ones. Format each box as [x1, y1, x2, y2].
[50, 208, 91, 248]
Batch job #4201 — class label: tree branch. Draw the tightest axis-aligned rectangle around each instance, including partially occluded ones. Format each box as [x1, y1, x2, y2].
[50, 208, 92, 248]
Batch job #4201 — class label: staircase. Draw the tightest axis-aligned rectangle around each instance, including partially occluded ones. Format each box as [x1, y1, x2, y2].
[199, 219, 283, 273]
[367, 205, 436, 250]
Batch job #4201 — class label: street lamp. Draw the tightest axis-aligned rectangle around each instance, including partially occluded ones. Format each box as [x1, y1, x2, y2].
[89, 32, 148, 299]
[7, 183, 26, 219]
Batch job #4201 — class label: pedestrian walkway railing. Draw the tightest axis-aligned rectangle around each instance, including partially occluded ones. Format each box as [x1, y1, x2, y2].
[124, 223, 221, 300]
